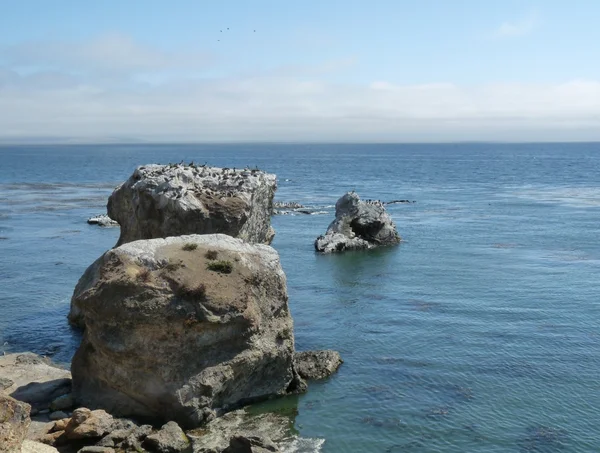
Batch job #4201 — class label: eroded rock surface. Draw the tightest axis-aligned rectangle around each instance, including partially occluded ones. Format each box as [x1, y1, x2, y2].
[188, 409, 291, 453]
[294, 350, 343, 380]
[0, 394, 31, 453]
[70, 234, 301, 428]
[108, 164, 276, 247]
[315, 192, 400, 253]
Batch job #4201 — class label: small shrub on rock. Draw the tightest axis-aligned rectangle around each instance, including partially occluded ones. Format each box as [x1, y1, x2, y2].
[177, 283, 207, 301]
[182, 243, 198, 251]
[205, 250, 218, 260]
[207, 260, 233, 274]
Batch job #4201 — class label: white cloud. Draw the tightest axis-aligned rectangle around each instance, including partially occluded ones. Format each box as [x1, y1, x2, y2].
[2, 72, 600, 142]
[492, 13, 539, 39]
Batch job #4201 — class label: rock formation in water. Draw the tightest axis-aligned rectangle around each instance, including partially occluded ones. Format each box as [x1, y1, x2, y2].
[314, 192, 401, 253]
[87, 214, 120, 227]
[294, 350, 343, 380]
[107, 164, 276, 247]
[69, 234, 303, 428]
[0, 394, 31, 453]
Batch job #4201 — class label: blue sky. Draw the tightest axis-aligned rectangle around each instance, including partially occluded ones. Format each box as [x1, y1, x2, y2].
[1, 1, 600, 142]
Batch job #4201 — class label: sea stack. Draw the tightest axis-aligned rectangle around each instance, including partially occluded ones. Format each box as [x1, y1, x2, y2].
[107, 164, 277, 247]
[315, 192, 401, 253]
[69, 234, 304, 427]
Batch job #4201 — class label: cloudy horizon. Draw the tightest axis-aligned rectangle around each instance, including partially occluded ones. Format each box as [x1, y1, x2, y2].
[2, 1, 600, 143]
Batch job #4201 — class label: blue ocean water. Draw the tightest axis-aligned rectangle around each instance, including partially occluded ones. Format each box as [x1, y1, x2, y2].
[1, 143, 600, 452]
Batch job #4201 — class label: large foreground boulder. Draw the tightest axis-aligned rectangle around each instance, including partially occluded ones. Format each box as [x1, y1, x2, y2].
[0, 394, 31, 453]
[69, 234, 301, 428]
[315, 192, 400, 253]
[108, 164, 276, 247]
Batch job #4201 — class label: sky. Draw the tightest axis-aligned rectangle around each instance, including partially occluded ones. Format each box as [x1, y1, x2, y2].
[1, 0, 600, 143]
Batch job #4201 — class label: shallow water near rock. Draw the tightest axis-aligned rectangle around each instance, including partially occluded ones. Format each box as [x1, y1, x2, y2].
[2, 143, 600, 452]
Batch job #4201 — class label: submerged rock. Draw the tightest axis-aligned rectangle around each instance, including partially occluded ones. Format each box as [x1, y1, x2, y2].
[315, 192, 400, 253]
[223, 435, 279, 453]
[0, 394, 31, 453]
[294, 350, 343, 380]
[87, 215, 119, 227]
[70, 234, 302, 428]
[108, 164, 276, 247]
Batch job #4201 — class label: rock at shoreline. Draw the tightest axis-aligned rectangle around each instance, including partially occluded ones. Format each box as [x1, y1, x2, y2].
[0, 394, 31, 453]
[223, 435, 279, 453]
[294, 350, 343, 380]
[188, 409, 291, 453]
[108, 164, 276, 247]
[142, 421, 192, 452]
[70, 234, 302, 428]
[87, 215, 119, 228]
[0, 354, 71, 412]
[315, 192, 400, 253]
[21, 440, 59, 453]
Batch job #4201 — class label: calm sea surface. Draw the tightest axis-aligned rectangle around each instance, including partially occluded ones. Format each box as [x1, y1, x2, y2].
[1, 143, 600, 452]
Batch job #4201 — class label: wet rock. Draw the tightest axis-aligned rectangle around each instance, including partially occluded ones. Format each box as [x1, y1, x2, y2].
[315, 192, 400, 253]
[107, 164, 277, 247]
[87, 215, 119, 228]
[70, 234, 299, 428]
[223, 435, 279, 453]
[294, 350, 343, 380]
[143, 421, 191, 452]
[188, 409, 291, 453]
[0, 394, 31, 453]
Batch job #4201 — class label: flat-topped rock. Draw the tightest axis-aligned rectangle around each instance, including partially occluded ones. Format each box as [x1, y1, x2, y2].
[69, 234, 302, 428]
[108, 164, 276, 247]
[315, 192, 401, 253]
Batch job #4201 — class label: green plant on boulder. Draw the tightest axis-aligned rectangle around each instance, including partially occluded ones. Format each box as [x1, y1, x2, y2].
[207, 260, 233, 274]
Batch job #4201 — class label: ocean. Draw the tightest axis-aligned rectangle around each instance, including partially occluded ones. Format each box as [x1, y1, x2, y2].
[1, 143, 599, 452]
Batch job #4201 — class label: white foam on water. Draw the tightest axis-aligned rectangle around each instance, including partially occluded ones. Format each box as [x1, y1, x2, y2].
[280, 436, 325, 453]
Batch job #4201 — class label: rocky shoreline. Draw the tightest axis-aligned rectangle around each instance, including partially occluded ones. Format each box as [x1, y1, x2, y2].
[2, 164, 406, 453]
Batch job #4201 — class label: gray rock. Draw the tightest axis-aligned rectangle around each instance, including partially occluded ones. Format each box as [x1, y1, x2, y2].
[294, 350, 343, 380]
[143, 421, 191, 453]
[315, 192, 401, 253]
[50, 393, 75, 411]
[77, 447, 115, 453]
[188, 409, 291, 453]
[118, 424, 152, 451]
[0, 353, 71, 411]
[0, 394, 31, 453]
[70, 234, 300, 428]
[87, 215, 119, 228]
[0, 377, 13, 390]
[107, 164, 276, 247]
[49, 411, 68, 421]
[10, 379, 71, 411]
[223, 435, 279, 453]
